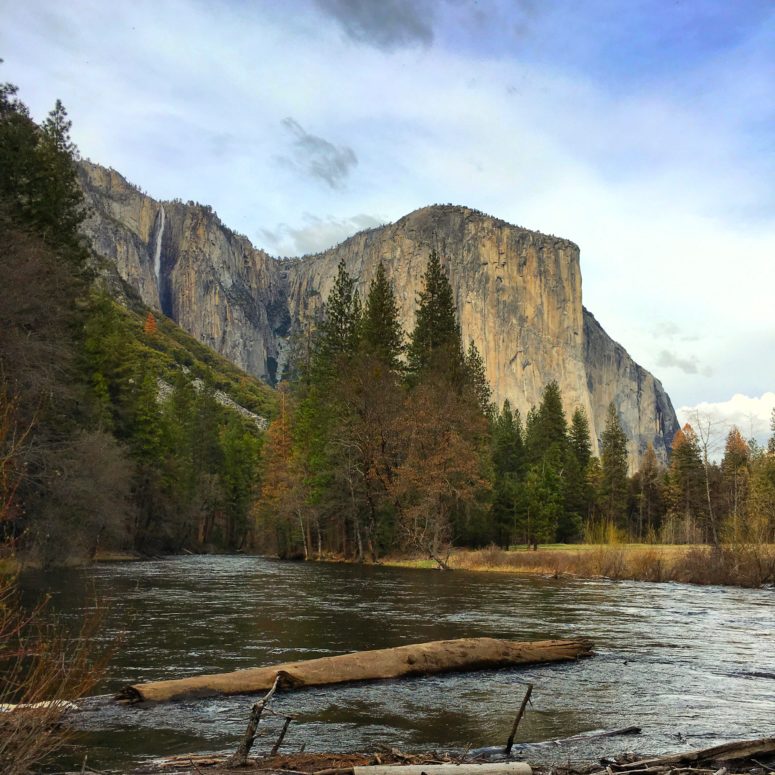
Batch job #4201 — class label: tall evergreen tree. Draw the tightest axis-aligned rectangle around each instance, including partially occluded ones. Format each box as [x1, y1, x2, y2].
[407, 250, 465, 384]
[667, 424, 705, 542]
[464, 340, 492, 416]
[360, 261, 404, 370]
[491, 400, 525, 547]
[316, 260, 362, 364]
[569, 408, 592, 469]
[599, 402, 629, 530]
[562, 406, 594, 541]
[526, 381, 568, 463]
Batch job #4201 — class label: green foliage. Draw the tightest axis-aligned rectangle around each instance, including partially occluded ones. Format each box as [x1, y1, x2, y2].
[599, 402, 629, 529]
[360, 261, 404, 370]
[464, 340, 493, 417]
[491, 401, 525, 547]
[0, 89, 86, 264]
[526, 380, 568, 463]
[0, 82, 270, 562]
[315, 259, 362, 367]
[407, 250, 465, 385]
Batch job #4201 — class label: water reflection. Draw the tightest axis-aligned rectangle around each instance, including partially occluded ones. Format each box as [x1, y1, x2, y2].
[19, 556, 775, 771]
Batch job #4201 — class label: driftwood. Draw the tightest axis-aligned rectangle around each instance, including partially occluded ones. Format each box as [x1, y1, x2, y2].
[471, 727, 641, 758]
[117, 637, 593, 703]
[350, 765, 532, 775]
[226, 673, 282, 767]
[505, 683, 533, 755]
[609, 737, 775, 771]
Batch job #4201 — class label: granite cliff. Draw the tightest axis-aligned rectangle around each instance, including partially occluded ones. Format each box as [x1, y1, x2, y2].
[78, 161, 679, 468]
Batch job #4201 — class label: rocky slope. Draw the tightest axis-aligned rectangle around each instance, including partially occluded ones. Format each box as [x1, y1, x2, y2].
[78, 161, 679, 467]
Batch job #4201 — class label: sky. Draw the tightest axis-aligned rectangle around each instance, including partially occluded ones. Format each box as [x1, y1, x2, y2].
[2, 0, 774, 446]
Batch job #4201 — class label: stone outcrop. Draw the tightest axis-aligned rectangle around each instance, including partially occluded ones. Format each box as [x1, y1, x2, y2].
[78, 162, 679, 468]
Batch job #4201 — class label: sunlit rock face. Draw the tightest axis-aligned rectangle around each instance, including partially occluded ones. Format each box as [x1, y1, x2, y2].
[79, 163, 678, 468]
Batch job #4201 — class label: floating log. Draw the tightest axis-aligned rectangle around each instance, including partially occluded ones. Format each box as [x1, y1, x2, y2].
[117, 637, 593, 703]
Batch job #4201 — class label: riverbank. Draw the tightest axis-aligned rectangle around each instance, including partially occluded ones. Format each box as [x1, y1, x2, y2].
[384, 543, 775, 588]
[135, 734, 775, 775]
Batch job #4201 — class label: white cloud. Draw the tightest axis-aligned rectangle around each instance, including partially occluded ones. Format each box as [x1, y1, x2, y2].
[258, 212, 385, 257]
[678, 392, 775, 452]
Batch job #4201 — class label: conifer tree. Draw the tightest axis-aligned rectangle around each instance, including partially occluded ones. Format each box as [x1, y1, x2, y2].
[667, 423, 705, 541]
[562, 406, 593, 541]
[569, 408, 592, 470]
[407, 250, 465, 384]
[360, 261, 404, 370]
[526, 381, 568, 463]
[635, 442, 663, 539]
[769, 408, 775, 455]
[143, 312, 157, 335]
[599, 402, 629, 530]
[491, 400, 525, 547]
[316, 260, 362, 364]
[464, 340, 493, 416]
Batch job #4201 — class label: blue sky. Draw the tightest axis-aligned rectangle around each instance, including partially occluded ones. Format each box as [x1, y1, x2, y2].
[2, 0, 774, 444]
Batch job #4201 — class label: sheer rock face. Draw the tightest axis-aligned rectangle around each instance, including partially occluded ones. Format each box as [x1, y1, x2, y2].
[79, 162, 289, 383]
[78, 162, 678, 467]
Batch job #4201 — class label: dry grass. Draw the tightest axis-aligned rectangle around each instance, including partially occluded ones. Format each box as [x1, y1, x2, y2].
[387, 543, 775, 588]
[0, 575, 113, 774]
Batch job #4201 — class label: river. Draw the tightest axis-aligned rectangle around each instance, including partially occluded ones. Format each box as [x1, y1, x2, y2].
[19, 556, 775, 771]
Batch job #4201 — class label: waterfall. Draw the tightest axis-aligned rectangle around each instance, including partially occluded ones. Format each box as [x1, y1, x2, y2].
[153, 205, 166, 294]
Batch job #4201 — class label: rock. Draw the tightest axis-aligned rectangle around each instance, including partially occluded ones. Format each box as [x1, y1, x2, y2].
[78, 162, 679, 468]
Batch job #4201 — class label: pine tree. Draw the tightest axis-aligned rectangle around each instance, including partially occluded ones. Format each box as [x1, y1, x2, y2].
[569, 408, 592, 470]
[599, 402, 629, 531]
[526, 381, 568, 464]
[491, 400, 525, 547]
[316, 260, 362, 365]
[360, 261, 404, 370]
[667, 424, 705, 542]
[464, 340, 492, 416]
[407, 250, 465, 384]
[563, 407, 593, 541]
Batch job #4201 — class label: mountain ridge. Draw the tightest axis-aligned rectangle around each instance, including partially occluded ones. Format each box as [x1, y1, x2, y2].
[77, 160, 679, 469]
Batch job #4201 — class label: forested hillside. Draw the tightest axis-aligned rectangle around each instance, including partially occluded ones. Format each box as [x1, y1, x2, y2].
[0, 83, 275, 566]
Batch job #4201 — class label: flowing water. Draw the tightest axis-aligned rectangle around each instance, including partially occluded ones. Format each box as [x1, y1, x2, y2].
[19, 556, 775, 771]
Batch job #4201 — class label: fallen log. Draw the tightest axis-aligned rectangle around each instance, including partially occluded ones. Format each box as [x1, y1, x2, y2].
[610, 736, 775, 771]
[117, 637, 593, 703]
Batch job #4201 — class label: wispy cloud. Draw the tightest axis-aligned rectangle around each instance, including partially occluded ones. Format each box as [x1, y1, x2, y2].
[656, 350, 713, 377]
[315, 0, 435, 50]
[258, 212, 384, 257]
[279, 118, 358, 190]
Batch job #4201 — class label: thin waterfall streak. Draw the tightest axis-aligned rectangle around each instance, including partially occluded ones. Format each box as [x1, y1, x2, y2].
[153, 205, 166, 297]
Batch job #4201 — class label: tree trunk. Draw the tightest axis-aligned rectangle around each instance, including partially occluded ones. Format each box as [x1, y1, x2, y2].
[118, 637, 594, 704]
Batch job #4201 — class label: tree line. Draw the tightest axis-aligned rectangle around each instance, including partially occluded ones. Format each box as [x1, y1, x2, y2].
[258, 251, 775, 563]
